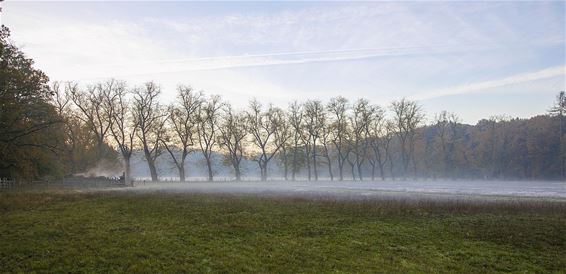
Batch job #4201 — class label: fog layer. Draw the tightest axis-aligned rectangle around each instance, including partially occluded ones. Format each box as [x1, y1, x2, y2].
[116, 180, 566, 200]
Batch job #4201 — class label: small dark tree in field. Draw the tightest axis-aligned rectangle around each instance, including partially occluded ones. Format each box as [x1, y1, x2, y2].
[133, 82, 167, 182]
[218, 104, 247, 181]
[196, 94, 222, 181]
[163, 86, 202, 182]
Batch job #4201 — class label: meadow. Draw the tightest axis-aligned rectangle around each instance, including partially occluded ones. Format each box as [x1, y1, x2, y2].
[1, 188, 565, 273]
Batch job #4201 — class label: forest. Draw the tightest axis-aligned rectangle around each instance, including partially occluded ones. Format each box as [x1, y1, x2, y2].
[1, 26, 565, 183]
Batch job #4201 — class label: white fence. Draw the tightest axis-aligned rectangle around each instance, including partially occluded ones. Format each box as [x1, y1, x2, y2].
[0, 178, 16, 188]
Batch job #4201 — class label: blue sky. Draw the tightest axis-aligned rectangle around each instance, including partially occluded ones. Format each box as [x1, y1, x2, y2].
[2, 1, 565, 124]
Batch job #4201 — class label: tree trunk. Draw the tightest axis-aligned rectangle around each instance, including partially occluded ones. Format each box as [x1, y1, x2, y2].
[261, 162, 267, 181]
[325, 153, 333, 181]
[388, 154, 395, 180]
[305, 147, 311, 181]
[143, 146, 158, 181]
[283, 151, 288, 181]
[379, 163, 385, 181]
[206, 157, 213, 181]
[350, 162, 356, 181]
[148, 159, 158, 182]
[235, 163, 241, 181]
[400, 137, 409, 176]
[291, 147, 297, 181]
[178, 162, 186, 182]
[338, 158, 344, 181]
[312, 142, 318, 181]
[124, 156, 132, 186]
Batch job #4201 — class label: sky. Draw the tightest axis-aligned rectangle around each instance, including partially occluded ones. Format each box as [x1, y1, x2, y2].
[2, 1, 565, 124]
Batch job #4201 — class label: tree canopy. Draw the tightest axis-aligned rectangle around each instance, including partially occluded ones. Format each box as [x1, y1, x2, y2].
[0, 26, 64, 180]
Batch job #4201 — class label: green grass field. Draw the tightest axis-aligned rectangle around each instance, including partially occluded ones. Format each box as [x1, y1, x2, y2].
[1, 189, 565, 273]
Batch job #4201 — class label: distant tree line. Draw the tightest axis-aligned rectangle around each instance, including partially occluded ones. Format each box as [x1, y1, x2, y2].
[45, 80, 566, 183]
[1, 26, 565, 182]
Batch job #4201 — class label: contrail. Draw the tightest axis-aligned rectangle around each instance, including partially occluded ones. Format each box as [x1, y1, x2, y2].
[413, 65, 566, 100]
[69, 43, 496, 80]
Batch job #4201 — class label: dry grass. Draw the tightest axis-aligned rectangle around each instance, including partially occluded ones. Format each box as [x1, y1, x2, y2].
[1, 188, 565, 273]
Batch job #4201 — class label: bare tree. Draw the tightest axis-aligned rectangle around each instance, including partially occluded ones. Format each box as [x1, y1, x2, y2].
[345, 130, 357, 180]
[320, 114, 334, 181]
[299, 118, 313, 180]
[69, 80, 116, 158]
[434, 111, 461, 178]
[367, 105, 387, 180]
[327, 96, 351, 181]
[287, 101, 304, 180]
[52, 82, 79, 173]
[304, 100, 325, 181]
[274, 108, 292, 180]
[384, 121, 396, 180]
[106, 81, 137, 185]
[163, 86, 202, 182]
[246, 99, 284, 181]
[196, 94, 222, 181]
[133, 82, 167, 182]
[350, 98, 373, 181]
[218, 104, 247, 181]
[390, 98, 423, 177]
[326, 96, 350, 181]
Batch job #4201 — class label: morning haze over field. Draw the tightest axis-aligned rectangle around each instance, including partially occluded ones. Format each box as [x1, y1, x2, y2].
[0, 1, 565, 273]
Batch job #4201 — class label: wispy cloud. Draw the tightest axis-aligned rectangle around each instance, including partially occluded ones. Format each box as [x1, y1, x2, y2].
[3, 1, 564, 123]
[414, 66, 566, 100]
[71, 43, 500, 80]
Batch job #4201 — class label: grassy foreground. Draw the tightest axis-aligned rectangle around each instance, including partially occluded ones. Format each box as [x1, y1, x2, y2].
[1, 190, 565, 273]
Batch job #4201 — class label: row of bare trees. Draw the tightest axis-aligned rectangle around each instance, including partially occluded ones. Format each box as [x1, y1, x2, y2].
[53, 80, 565, 182]
[6, 25, 564, 182]
[52, 80, 431, 183]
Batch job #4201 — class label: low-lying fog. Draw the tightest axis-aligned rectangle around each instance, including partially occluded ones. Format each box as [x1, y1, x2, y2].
[114, 180, 566, 200]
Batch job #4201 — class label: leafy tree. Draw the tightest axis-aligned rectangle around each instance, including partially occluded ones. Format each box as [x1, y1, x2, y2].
[549, 91, 566, 180]
[0, 26, 65, 180]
